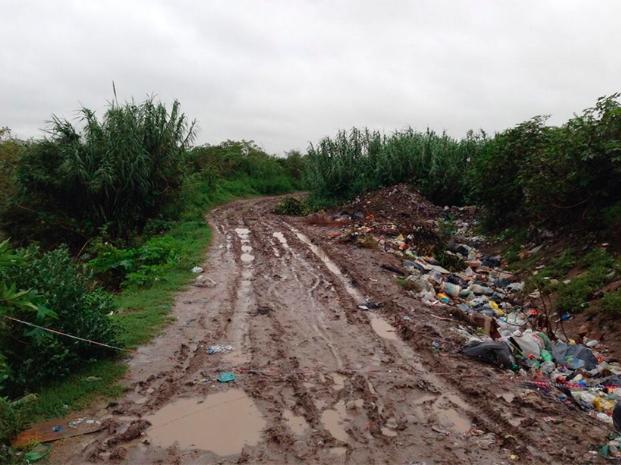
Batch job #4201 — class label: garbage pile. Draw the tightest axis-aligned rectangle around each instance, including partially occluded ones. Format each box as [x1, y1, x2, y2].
[326, 184, 621, 435]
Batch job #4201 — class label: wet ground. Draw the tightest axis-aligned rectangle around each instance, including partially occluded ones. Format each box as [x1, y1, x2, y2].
[50, 196, 611, 464]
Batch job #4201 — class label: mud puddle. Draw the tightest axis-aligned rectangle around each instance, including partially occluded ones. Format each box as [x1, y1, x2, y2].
[291, 227, 401, 343]
[146, 389, 266, 455]
[290, 227, 365, 303]
[368, 314, 399, 341]
[321, 400, 349, 442]
[283, 409, 308, 436]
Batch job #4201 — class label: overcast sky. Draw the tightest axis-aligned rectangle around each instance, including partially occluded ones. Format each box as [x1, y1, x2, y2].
[1, 1, 620, 154]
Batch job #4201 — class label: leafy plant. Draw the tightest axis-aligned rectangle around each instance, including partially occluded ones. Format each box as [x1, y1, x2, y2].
[304, 127, 484, 206]
[88, 236, 180, 289]
[2, 97, 196, 247]
[273, 197, 307, 216]
[0, 244, 117, 395]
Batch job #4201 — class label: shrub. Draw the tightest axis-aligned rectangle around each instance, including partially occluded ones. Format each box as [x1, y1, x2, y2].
[304, 127, 484, 206]
[2, 98, 195, 247]
[601, 289, 621, 315]
[554, 249, 617, 313]
[0, 243, 117, 395]
[188, 141, 295, 194]
[88, 236, 180, 289]
[273, 197, 307, 216]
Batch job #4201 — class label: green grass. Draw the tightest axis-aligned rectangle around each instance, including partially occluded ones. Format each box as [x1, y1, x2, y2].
[17, 361, 126, 422]
[16, 176, 279, 425]
[601, 289, 621, 315]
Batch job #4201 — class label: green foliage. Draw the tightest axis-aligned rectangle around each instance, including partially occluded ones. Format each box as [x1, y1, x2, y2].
[471, 94, 621, 230]
[0, 245, 117, 395]
[304, 128, 484, 206]
[601, 289, 621, 315]
[0, 130, 23, 225]
[188, 140, 297, 195]
[2, 98, 195, 246]
[434, 248, 466, 272]
[305, 95, 621, 236]
[88, 236, 180, 289]
[0, 397, 17, 444]
[469, 117, 549, 228]
[438, 215, 457, 239]
[554, 249, 618, 313]
[274, 197, 308, 216]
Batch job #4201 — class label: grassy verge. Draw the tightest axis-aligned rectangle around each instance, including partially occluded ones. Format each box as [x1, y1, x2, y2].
[18, 177, 276, 423]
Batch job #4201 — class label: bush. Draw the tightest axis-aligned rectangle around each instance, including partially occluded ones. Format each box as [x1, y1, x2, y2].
[0, 244, 118, 395]
[88, 236, 180, 289]
[273, 197, 307, 216]
[188, 141, 296, 195]
[554, 249, 617, 313]
[2, 98, 195, 247]
[470, 94, 621, 230]
[468, 117, 549, 229]
[304, 127, 484, 206]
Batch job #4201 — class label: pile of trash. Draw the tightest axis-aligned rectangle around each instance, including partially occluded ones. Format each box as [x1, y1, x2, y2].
[326, 185, 621, 436]
[403, 246, 620, 431]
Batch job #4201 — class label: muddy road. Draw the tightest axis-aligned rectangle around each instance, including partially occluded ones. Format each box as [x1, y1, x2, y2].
[51, 196, 609, 465]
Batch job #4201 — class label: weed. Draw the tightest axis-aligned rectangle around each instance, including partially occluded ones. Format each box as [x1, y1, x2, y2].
[601, 289, 621, 315]
[274, 197, 307, 216]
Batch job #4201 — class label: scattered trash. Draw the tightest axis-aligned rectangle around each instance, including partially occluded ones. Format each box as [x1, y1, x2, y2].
[325, 183, 620, 428]
[207, 344, 233, 355]
[217, 371, 236, 383]
[194, 274, 216, 288]
[12, 417, 103, 447]
[461, 341, 516, 370]
[614, 402, 621, 432]
[23, 444, 52, 462]
[191, 266, 204, 273]
[357, 299, 382, 311]
[255, 305, 273, 316]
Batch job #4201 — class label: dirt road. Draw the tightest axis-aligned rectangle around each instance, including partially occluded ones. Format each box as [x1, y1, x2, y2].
[51, 196, 610, 465]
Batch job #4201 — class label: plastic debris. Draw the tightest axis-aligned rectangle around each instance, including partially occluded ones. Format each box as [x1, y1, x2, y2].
[325, 183, 620, 427]
[217, 371, 236, 383]
[191, 266, 204, 273]
[461, 341, 516, 370]
[207, 344, 233, 355]
[23, 444, 52, 463]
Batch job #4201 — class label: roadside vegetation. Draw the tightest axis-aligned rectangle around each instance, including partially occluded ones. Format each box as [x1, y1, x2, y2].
[0, 98, 301, 456]
[305, 94, 621, 234]
[1, 90, 620, 457]
[303, 94, 621, 321]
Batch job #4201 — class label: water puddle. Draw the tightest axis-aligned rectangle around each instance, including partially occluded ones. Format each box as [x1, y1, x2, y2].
[290, 228, 364, 303]
[413, 393, 438, 405]
[283, 409, 308, 436]
[329, 446, 347, 456]
[223, 226, 255, 366]
[435, 407, 471, 434]
[368, 314, 399, 341]
[290, 226, 406, 346]
[321, 401, 349, 442]
[273, 231, 291, 250]
[146, 389, 266, 455]
[330, 373, 346, 391]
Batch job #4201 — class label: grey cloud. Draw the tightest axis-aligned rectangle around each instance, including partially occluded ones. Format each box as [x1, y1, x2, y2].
[1, 0, 620, 153]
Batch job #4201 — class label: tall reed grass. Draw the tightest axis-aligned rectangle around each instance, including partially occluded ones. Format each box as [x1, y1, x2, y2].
[304, 127, 485, 205]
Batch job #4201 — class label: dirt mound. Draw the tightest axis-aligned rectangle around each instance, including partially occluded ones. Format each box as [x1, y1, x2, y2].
[342, 183, 442, 224]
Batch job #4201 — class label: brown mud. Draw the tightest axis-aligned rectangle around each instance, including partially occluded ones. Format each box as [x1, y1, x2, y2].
[50, 196, 610, 465]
